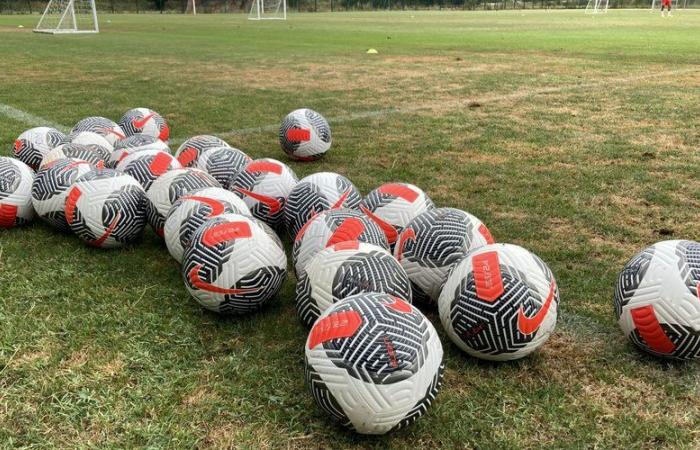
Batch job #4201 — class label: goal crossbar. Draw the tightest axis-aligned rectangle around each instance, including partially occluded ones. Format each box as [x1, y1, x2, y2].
[34, 0, 99, 34]
[249, 0, 287, 20]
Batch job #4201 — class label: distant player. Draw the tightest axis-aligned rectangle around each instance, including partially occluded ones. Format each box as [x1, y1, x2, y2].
[661, 0, 672, 16]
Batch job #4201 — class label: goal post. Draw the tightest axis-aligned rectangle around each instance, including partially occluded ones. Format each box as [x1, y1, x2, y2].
[185, 0, 197, 15]
[249, 0, 287, 20]
[584, 0, 609, 13]
[34, 0, 98, 34]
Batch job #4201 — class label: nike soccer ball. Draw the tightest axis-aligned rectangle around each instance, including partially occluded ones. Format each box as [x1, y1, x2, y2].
[279, 108, 331, 161]
[108, 134, 170, 168]
[146, 168, 220, 237]
[164, 186, 250, 263]
[228, 158, 298, 229]
[32, 158, 92, 231]
[41, 143, 110, 169]
[65, 169, 147, 248]
[395, 207, 495, 303]
[182, 213, 287, 315]
[13, 127, 67, 170]
[614, 240, 700, 360]
[67, 131, 114, 152]
[292, 208, 389, 278]
[438, 243, 559, 361]
[305, 292, 443, 435]
[297, 241, 412, 328]
[118, 107, 170, 141]
[360, 182, 435, 248]
[175, 135, 230, 167]
[116, 150, 182, 191]
[0, 157, 35, 228]
[71, 117, 126, 147]
[284, 172, 361, 239]
[195, 146, 251, 189]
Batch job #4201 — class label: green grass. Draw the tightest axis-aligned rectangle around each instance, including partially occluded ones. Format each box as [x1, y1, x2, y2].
[1, 9, 700, 449]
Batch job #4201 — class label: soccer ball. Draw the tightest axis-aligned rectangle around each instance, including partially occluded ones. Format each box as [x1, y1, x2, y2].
[614, 240, 700, 360]
[182, 213, 287, 315]
[284, 172, 361, 239]
[305, 292, 443, 435]
[175, 135, 230, 167]
[146, 168, 220, 237]
[438, 243, 559, 361]
[118, 107, 170, 141]
[65, 169, 147, 248]
[296, 241, 412, 328]
[279, 108, 331, 161]
[395, 207, 494, 303]
[228, 158, 298, 229]
[32, 158, 92, 231]
[360, 182, 435, 248]
[71, 116, 126, 147]
[40, 143, 110, 169]
[0, 157, 35, 228]
[67, 131, 114, 152]
[108, 134, 170, 168]
[116, 150, 182, 191]
[292, 208, 389, 278]
[164, 186, 250, 263]
[13, 127, 67, 170]
[194, 146, 251, 189]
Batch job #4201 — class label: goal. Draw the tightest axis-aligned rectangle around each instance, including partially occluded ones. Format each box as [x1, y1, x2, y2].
[34, 0, 98, 34]
[249, 0, 287, 20]
[585, 0, 609, 13]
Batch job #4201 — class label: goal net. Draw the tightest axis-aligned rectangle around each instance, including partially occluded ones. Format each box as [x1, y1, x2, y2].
[585, 0, 609, 13]
[249, 0, 287, 20]
[34, 0, 98, 34]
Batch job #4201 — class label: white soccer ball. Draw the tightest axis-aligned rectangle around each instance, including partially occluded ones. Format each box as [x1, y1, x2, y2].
[182, 213, 287, 315]
[292, 208, 389, 278]
[228, 158, 298, 229]
[67, 131, 114, 153]
[108, 134, 170, 168]
[146, 168, 220, 237]
[118, 107, 170, 141]
[32, 158, 92, 231]
[194, 146, 250, 189]
[41, 143, 110, 169]
[164, 186, 250, 263]
[175, 135, 231, 167]
[395, 207, 494, 303]
[71, 116, 126, 147]
[305, 292, 443, 434]
[65, 169, 147, 248]
[116, 149, 182, 191]
[438, 243, 559, 361]
[296, 241, 412, 328]
[615, 240, 700, 360]
[13, 127, 67, 170]
[279, 108, 331, 161]
[284, 172, 361, 239]
[360, 182, 435, 248]
[0, 157, 35, 228]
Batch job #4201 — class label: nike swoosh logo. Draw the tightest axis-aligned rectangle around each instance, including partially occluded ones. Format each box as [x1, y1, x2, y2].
[187, 264, 260, 295]
[102, 127, 125, 140]
[360, 205, 398, 245]
[234, 187, 282, 215]
[331, 190, 351, 209]
[517, 280, 556, 335]
[179, 195, 226, 218]
[89, 212, 121, 247]
[395, 228, 416, 261]
[132, 113, 156, 129]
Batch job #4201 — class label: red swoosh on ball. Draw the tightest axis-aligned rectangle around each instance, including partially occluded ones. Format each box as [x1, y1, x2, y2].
[103, 127, 125, 140]
[187, 264, 260, 295]
[326, 217, 365, 247]
[179, 195, 226, 218]
[89, 212, 120, 247]
[360, 205, 398, 245]
[395, 228, 416, 261]
[517, 280, 556, 335]
[132, 113, 155, 129]
[331, 190, 351, 209]
[234, 187, 281, 215]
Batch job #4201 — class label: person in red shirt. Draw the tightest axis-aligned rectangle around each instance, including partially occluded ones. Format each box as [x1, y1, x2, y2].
[661, 0, 672, 16]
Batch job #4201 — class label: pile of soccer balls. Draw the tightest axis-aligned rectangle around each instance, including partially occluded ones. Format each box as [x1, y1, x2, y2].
[2, 107, 699, 435]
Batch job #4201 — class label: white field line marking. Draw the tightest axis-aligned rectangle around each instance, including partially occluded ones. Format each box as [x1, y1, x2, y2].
[0, 103, 70, 133]
[209, 67, 699, 141]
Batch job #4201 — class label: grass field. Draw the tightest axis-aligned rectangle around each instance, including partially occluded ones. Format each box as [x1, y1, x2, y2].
[1, 9, 700, 449]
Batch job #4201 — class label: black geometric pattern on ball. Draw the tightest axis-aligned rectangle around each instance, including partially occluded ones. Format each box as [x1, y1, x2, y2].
[389, 363, 444, 432]
[0, 159, 21, 200]
[613, 245, 655, 318]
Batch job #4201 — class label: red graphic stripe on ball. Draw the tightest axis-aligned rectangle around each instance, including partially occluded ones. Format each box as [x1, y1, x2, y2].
[177, 147, 198, 166]
[159, 125, 170, 142]
[360, 205, 398, 245]
[478, 224, 495, 245]
[395, 228, 416, 262]
[377, 183, 419, 202]
[234, 187, 281, 215]
[472, 251, 504, 302]
[332, 240, 360, 251]
[188, 264, 260, 295]
[59, 160, 90, 173]
[246, 160, 282, 175]
[180, 195, 226, 217]
[517, 280, 556, 335]
[630, 305, 676, 354]
[202, 221, 252, 247]
[286, 128, 311, 142]
[132, 113, 155, 129]
[331, 190, 351, 209]
[294, 212, 317, 242]
[0, 204, 18, 228]
[308, 309, 362, 349]
[383, 296, 413, 314]
[89, 213, 120, 247]
[103, 127, 125, 140]
[64, 186, 82, 224]
[149, 152, 173, 176]
[13, 140, 23, 154]
[326, 218, 365, 247]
